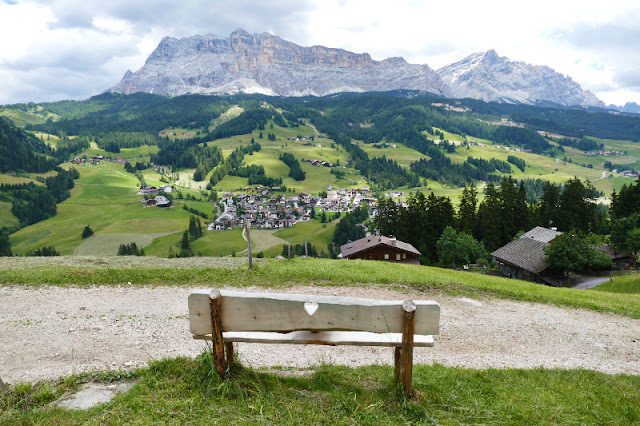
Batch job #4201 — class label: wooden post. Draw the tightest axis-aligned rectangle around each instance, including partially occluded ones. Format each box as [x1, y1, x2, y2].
[394, 347, 401, 383]
[209, 290, 226, 379]
[304, 241, 308, 257]
[245, 219, 253, 269]
[401, 299, 416, 398]
[225, 342, 234, 366]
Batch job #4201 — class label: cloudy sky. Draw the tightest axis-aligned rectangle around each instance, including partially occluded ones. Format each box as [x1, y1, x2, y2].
[1, 0, 639, 106]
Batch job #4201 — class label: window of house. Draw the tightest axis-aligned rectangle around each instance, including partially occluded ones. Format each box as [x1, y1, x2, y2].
[402, 253, 406, 259]
[384, 254, 389, 260]
[396, 253, 401, 260]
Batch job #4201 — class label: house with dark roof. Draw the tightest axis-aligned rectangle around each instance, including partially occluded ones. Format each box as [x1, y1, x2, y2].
[491, 227, 562, 284]
[340, 235, 421, 265]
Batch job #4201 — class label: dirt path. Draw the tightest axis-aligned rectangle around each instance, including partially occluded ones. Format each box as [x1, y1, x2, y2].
[1, 285, 638, 384]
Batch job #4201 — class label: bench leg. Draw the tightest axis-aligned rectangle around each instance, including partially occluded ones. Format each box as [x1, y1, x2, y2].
[401, 300, 416, 398]
[225, 342, 234, 366]
[394, 347, 401, 383]
[209, 290, 226, 380]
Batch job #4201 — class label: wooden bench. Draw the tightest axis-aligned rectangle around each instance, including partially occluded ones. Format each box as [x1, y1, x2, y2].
[188, 289, 440, 397]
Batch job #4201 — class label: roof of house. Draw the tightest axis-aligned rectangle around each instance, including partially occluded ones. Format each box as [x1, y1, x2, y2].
[521, 226, 562, 243]
[491, 237, 550, 274]
[340, 235, 421, 258]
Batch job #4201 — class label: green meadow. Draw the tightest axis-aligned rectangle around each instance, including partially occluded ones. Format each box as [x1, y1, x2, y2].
[362, 142, 428, 167]
[3, 357, 638, 424]
[0, 108, 46, 127]
[8, 164, 196, 255]
[0, 201, 19, 228]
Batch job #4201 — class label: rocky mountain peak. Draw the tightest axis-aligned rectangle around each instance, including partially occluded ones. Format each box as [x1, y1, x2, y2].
[110, 30, 604, 108]
[438, 50, 605, 107]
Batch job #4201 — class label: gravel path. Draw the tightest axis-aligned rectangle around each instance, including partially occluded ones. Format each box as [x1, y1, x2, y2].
[1, 285, 638, 384]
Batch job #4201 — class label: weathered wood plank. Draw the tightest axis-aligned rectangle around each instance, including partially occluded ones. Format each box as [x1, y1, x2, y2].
[188, 289, 440, 336]
[193, 331, 435, 347]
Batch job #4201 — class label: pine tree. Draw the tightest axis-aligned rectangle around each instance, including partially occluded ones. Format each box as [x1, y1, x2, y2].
[457, 186, 477, 236]
[81, 225, 94, 239]
[181, 231, 191, 251]
[476, 183, 502, 252]
[0, 232, 12, 257]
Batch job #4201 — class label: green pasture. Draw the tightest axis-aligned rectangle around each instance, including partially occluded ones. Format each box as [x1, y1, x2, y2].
[145, 227, 248, 257]
[594, 274, 640, 294]
[241, 147, 357, 194]
[159, 127, 198, 140]
[76, 145, 159, 161]
[73, 232, 175, 255]
[30, 131, 60, 147]
[213, 175, 249, 192]
[8, 165, 196, 255]
[0, 174, 43, 186]
[427, 127, 466, 143]
[244, 150, 290, 177]
[0, 201, 19, 228]
[273, 220, 335, 249]
[248, 229, 289, 253]
[362, 142, 427, 167]
[0, 108, 45, 127]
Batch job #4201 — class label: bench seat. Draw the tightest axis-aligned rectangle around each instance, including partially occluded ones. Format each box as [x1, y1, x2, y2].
[194, 330, 435, 347]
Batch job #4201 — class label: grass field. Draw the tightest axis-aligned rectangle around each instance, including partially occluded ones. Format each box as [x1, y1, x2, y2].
[73, 232, 175, 255]
[2, 355, 638, 424]
[273, 220, 335, 250]
[8, 164, 196, 255]
[2, 257, 638, 318]
[248, 229, 288, 252]
[0, 174, 44, 186]
[0, 201, 19, 228]
[144, 227, 250, 258]
[362, 142, 427, 167]
[0, 108, 46, 127]
[594, 274, 640, 294]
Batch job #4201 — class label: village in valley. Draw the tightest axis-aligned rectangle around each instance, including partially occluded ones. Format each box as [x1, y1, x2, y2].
[136, 180, 377, 231]
[209, 185, 376, 231]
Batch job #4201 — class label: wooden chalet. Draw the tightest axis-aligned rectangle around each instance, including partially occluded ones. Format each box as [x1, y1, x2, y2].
[340, 236, 421, 265]
[491, 227, 562, 284]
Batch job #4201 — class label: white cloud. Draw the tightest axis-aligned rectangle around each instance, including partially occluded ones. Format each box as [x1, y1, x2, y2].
[1, 0, 640, 105]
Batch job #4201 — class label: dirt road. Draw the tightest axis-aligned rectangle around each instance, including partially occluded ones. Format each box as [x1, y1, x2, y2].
[1, 285, 638, 383]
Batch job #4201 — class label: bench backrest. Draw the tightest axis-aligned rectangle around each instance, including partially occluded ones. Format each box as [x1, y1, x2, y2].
[188, 289, 440, 336]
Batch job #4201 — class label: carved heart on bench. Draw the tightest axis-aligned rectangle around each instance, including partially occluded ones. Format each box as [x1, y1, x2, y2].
[304, 301, 319, 316]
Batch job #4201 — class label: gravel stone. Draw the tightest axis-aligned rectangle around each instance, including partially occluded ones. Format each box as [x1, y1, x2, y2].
[1, 285, 638, 383]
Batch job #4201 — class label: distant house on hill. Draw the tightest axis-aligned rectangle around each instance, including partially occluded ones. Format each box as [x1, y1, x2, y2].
[141, 186, 158, 195]
[154, 195, 172, 208]
[340, 235, 421, 265]
[491, 226, 563, 284]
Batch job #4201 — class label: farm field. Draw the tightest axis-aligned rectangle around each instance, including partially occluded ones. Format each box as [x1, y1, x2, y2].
[8, 164, 204, 255]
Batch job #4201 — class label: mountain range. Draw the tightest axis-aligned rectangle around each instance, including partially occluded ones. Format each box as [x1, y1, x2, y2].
[110, 29, 604, 108]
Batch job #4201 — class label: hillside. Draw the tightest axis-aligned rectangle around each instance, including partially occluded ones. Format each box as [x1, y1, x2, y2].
[2, 91, 640, 257]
